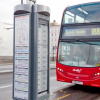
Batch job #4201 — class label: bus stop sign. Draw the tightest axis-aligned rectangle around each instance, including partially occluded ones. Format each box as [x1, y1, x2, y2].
[13, 3, 50, 100]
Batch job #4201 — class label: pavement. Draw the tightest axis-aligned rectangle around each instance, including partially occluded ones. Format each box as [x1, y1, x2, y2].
[0, 64, 13, 74]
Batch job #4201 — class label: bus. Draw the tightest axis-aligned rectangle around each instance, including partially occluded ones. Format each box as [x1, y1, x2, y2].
[56, 2, 100, 87]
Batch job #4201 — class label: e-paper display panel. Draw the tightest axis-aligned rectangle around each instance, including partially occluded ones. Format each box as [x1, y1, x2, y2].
[14, 15, 29, 99]
[38, 19, 48, 97]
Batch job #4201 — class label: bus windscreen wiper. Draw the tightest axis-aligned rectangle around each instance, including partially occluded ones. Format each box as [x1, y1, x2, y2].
[62, 39, 100, 46]
[64, 39, 92, 45]
[75, 39, 95, 45]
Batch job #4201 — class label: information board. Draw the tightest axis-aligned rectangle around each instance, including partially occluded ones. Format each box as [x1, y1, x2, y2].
[14, 15, 29, 99]
[62, 25, 100, 39]
[38, 19, 48, 97]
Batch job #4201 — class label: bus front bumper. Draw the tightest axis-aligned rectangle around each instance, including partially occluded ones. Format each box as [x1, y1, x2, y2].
[57, 70, 100, 87]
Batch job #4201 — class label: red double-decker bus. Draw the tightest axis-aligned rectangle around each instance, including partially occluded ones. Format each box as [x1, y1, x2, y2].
[56, 2, 100, 87]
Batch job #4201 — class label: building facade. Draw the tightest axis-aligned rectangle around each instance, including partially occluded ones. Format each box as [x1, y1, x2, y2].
[0, 20, 60, 62]
[0, 22, 13, 63]
[50, 20, 60, 61]
[0, 22, 13, 56]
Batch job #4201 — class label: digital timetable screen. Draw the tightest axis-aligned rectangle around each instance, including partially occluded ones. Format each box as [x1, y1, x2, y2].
[14, 15, 29, 100]
[62, 25, 100, 39]
[38, 18, 48, 97]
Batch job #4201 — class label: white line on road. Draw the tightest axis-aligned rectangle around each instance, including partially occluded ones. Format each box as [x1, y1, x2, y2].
[0, 85, 12, 89]
[0, 67, 12, 69]
[50, 64, 56, 66]
[50, 77, 56, 79]
[0, 70, 13, 73]
[0, 77, 56, 89]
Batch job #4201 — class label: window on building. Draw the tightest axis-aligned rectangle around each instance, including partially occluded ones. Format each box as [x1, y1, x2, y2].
[50, 28, 52, 32]
[56, 28, 58, 31]
[53, 28, 55, 31]
[55, 38, 56, 41]
[52, 34, 53, 36]
[51, 43, 53, 47]
[55, 33, 56, 36]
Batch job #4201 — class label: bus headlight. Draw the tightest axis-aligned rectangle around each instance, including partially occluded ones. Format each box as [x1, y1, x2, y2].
[97, 73, 100, 75]
[94, 73, 100, 76]
[57, 67, 64, 73]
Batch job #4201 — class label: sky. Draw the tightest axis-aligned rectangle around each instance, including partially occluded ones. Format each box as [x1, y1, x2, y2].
[0, 0, 99, 24]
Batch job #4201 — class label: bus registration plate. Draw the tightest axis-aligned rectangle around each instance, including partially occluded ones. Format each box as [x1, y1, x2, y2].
[72, 80, 83, 85]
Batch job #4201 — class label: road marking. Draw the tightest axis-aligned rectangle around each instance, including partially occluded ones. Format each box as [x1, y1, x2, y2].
[50, 77, 56, 80]
[50, 64, 56, 66]
[0, 67, 12, 69]
[50, 93, 53, 95]
[63, 91, 67, 93]
[0, 77, 56, 89]
[60, 90, 63, 92]
[0, 85, 12, 89]
[0, 76, 56, 89]
[57, 94, 70, 100]
[0, 70, 13, 73]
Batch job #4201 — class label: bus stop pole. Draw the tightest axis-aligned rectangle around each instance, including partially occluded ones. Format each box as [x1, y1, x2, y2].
[21, 0, 23, 4]
[26, 0, 34, 4]
[53, 47, 54, 61]
[13, 1, 50, 100]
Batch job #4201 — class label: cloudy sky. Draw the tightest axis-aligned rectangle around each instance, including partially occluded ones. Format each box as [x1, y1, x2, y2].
[0, 0, 98, 24]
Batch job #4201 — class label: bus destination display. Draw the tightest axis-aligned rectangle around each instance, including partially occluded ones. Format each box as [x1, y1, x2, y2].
[62, 26, 100, 39]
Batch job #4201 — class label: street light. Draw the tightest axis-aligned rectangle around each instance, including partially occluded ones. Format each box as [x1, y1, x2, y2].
[21, 0, 23, 4]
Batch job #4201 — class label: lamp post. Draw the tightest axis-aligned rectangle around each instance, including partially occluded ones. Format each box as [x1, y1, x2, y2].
[21, 0, 23, 4]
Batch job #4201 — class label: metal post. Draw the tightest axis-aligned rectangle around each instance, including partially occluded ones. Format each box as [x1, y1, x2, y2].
[53, 50, 54, 61]
[26, 0, 34, 4]
[21, 0, 23, 4]
[53, 49, 54, 61]
[26, 0, 29, 4]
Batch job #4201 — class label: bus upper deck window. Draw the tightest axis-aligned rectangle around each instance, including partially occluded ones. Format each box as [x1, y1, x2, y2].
[63, 3, 100, 24]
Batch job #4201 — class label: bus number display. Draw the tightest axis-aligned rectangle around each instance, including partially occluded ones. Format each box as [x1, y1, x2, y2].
[92, 28, 100, 35]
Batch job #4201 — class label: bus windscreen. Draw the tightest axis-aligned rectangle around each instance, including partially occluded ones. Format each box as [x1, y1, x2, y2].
[62, 25, 100, 39]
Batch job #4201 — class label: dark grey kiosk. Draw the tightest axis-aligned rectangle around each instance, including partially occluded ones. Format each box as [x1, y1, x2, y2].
[13, 3, 50, 100]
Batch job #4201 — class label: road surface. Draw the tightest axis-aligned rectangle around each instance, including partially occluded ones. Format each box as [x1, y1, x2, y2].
[0, 64, 100, 100]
